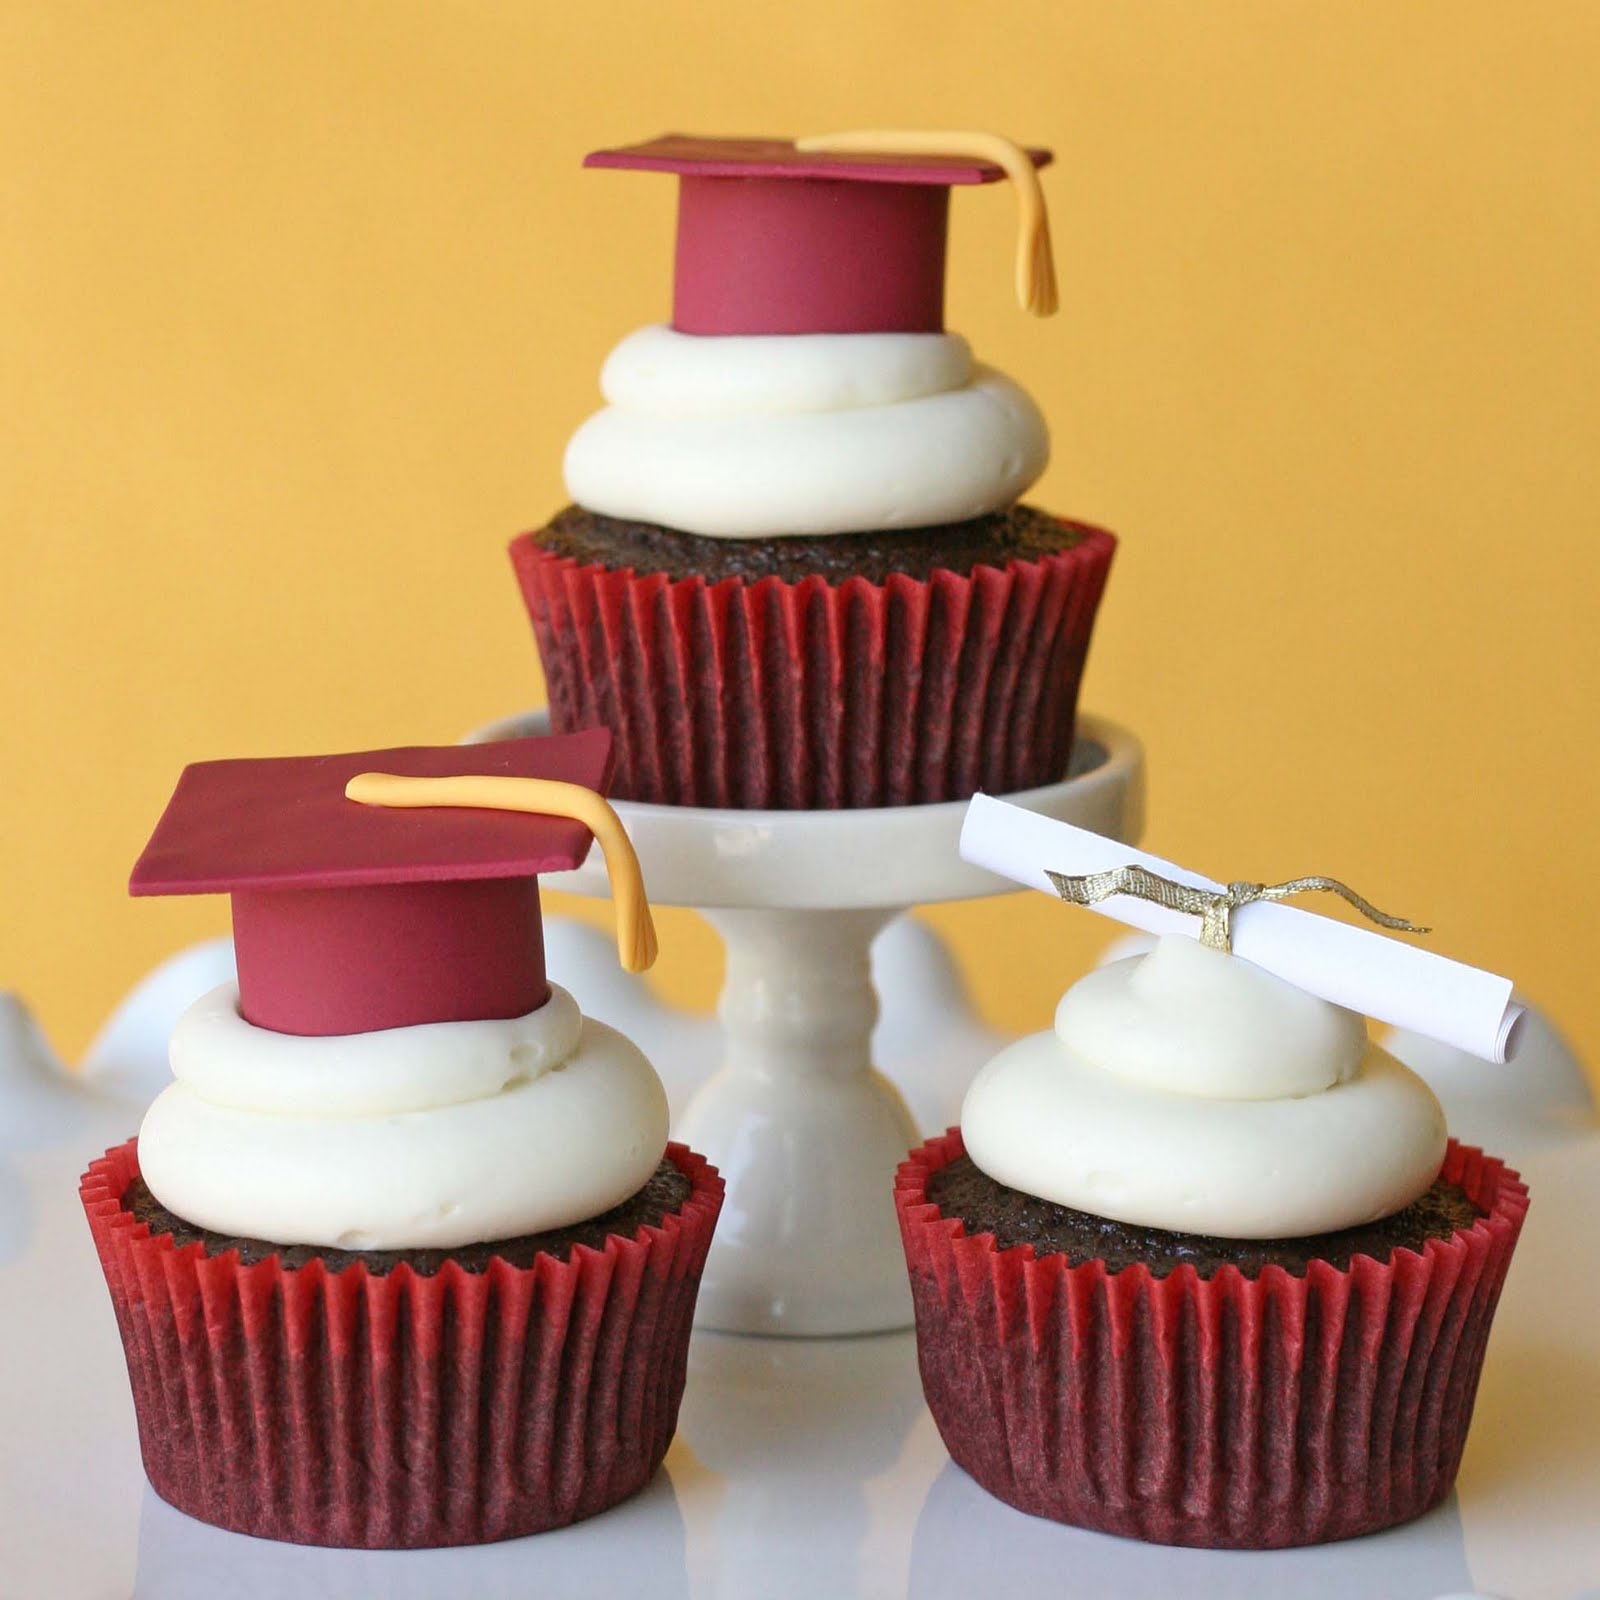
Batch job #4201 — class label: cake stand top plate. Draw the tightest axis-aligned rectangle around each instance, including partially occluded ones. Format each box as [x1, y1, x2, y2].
[466, 711, 1144, 910]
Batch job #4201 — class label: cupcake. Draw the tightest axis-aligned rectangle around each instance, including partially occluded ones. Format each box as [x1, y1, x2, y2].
[897, 803, 1529, 1549]
[81, 728, 723, 1548]
[511, 130, 1115, 809]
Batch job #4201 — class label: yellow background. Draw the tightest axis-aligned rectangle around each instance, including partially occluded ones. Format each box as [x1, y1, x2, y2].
[3, 2, 1595, 1071]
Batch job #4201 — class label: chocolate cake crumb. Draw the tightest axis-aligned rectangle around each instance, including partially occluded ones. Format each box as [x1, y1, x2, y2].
[926, 1154, 1482, 1279]
[530, 502, 1091, 585]
[125, 1159, 691, 1276]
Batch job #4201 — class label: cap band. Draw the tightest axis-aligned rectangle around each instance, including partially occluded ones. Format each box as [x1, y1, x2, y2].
[795, 130, 1059, 316]
[344, 774, 658, 974]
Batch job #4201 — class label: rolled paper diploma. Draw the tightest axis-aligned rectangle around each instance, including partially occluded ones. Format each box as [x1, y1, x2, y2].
[959, 794, 1524, 1064]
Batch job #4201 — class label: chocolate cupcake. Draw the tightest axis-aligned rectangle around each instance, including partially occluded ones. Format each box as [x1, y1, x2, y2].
[511, 131, 1115, 809]
[899, 1129, 1525, 1550]
[81, 730, 723, 1548]
[898, 806, 1530, 1549]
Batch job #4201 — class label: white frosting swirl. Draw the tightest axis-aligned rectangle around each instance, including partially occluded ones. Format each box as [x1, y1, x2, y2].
[169, 981, 587, 1116]
[600, 324, 976, 414]
[961, 937, 1448, 1239]
[138, 983, 669, 1251]
[563, 325, 1049, 538]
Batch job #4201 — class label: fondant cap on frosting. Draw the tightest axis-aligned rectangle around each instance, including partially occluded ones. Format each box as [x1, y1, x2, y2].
[130, 731, 614, 1037]
[585, 133, 1052, 336]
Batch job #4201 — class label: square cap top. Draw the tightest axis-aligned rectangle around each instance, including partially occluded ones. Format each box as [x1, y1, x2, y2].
[131, 729, 613, 897]
[130, 730, 615, 1036]
[584, 134, 1051, 187]
[583, 132, 1053, 335]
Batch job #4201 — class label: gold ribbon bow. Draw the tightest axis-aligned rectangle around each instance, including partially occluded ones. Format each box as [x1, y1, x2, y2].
[1043, 865, 1429, 954]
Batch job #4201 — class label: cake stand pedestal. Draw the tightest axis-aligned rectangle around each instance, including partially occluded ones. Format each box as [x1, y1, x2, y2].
[468, 712, 1144, 1336]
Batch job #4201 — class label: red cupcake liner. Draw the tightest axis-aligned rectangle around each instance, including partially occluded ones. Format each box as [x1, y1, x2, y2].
[510, 522, 1115, 809]
[82, 1138, 723, 1549]
[895, 1129, 1528, 1550]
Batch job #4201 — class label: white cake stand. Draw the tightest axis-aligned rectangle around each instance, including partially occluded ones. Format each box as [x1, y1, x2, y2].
[468, 711, 1145, 1336]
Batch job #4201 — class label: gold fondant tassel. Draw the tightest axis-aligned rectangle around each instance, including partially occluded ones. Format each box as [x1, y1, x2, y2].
[795, 129, 1059, 316]
[344, 773, 658, 973]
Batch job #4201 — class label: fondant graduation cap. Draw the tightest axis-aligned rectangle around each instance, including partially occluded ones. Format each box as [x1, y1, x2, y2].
[585, 130, 1058, 336]
[130, 729, 651, 1037]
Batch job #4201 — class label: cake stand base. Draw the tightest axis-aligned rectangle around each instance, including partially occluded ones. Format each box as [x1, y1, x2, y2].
[468, 712, 1145, 1336]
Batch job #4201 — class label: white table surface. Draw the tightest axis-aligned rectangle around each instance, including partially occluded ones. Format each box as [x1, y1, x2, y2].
[4, 960, 1598, 1600]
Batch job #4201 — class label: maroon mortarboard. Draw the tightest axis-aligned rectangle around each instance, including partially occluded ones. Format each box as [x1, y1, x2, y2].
[585, 130, 1057, 336]
[130, 730, 616, 1037]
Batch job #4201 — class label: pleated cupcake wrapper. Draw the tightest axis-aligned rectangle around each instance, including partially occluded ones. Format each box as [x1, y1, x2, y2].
[895, 1129, 1528, 1550]
[81, 1138, 723, 1549]
[510, 523, 1116, 809]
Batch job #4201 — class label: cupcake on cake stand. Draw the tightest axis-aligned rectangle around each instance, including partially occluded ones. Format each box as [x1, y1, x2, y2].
[497, 129, 1137, 1333]
[470, 709, 1143, 1335]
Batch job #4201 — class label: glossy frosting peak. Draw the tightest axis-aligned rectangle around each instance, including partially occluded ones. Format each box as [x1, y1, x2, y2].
[962, 938, 1448, 1240]
[1055, 933, 1368, 1100]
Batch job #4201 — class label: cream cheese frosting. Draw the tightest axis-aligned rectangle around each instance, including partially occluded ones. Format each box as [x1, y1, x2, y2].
[563, 325, 1049, 537]
[138, 983, 669, 1251]
[961, 936, 1448, 1239]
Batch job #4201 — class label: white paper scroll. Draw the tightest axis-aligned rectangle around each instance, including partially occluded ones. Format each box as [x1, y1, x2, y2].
[960, 794, 1524, 1063]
